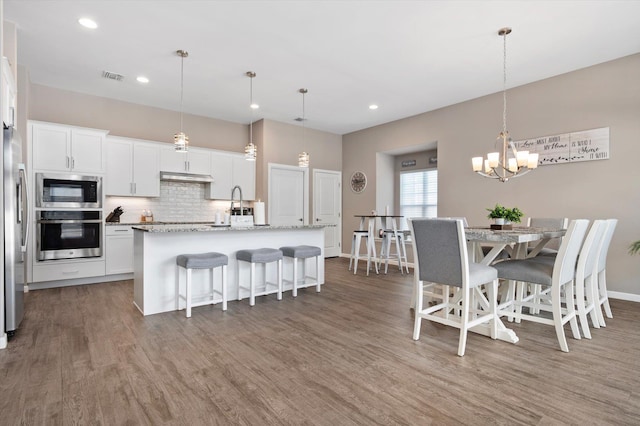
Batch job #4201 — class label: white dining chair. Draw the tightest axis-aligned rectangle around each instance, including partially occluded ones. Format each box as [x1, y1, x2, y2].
[531, 220, 606, 338]
[593, 219, 618, 327]
[408, 218, 498, 356]
[492, 219, 589, 352]
[573, 220, 607, 338]
[527, 217, 569, 257]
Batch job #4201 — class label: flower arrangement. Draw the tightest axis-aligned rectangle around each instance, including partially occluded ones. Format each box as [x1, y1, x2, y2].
[486, 204, 524, 224]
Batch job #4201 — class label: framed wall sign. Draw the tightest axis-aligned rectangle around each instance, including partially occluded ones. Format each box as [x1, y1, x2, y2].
[513, 127, 609, 165]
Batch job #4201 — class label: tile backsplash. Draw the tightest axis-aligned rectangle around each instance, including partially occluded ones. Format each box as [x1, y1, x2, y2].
[105, 181, 232, 223]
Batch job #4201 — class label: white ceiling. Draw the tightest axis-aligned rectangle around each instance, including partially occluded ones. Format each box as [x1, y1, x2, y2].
[5, 0, 640, 135]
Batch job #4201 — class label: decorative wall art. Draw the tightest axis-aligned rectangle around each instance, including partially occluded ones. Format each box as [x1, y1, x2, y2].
[512, 127, 609, 166]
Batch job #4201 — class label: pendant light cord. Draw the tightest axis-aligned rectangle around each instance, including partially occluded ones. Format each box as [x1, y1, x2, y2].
[180, 53, 185, 133]
[502, 31, 507, 136]
[249, 75, 254, 144]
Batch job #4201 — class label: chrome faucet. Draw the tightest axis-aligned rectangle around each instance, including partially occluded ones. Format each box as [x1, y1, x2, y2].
[230, 185, 243, 216]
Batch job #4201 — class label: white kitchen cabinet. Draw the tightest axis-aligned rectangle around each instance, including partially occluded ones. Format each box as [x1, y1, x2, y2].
[209, 152, 233, 199]
[106, 137, 159, 197]
[106, 226, 134, 274]
[160, 145, 211, 175]
[2, 57, 17, 128]
[232, 155, 256, 200]
[208, 152, 255, 200]
[31, 121, 107, 173]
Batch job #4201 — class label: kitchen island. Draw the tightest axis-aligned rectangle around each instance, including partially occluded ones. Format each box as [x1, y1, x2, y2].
[132, 224, 325, 316]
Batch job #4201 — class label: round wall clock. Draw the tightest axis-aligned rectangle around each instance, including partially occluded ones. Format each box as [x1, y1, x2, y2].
[350, 171, 367, 193]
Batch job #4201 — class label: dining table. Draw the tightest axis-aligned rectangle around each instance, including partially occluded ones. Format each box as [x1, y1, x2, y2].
[462, 225, 567, 343]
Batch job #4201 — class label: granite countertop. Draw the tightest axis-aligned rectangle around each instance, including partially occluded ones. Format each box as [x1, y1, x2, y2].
[131, 223, 328, 233]
[106, 221, 216, 226]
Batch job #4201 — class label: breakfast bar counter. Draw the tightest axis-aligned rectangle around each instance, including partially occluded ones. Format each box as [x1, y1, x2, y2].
[132, 224, 325, 315]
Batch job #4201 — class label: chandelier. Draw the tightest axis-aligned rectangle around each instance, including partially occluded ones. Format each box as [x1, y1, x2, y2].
[174, 49, 189, 152]
[244, 71, 258, 161]
[472, 28, 538, 182]
[298, 88, 309, 168]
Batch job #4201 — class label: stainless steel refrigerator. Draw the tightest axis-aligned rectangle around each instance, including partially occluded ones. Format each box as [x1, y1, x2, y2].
[4, 125, 28, 335]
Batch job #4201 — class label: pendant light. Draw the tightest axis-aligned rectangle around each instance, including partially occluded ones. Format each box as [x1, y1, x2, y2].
[174, 49, 189, 153]
[244, 71, 258, 161]
[471, 28, 538, 182]
[298, 88, 309, 168]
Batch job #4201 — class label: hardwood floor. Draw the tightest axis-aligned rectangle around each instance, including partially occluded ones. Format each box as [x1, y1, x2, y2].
[1, 257, 639, 425]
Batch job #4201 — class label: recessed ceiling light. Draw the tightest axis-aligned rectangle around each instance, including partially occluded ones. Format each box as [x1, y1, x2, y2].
[136, 76, 149, 84]
[250, 103, 259, 109]
[369, 104, 378, 110]
[78, 18, 98, 29]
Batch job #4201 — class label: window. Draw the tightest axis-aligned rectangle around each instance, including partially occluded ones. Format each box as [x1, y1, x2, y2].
[399, 169, 437, 229]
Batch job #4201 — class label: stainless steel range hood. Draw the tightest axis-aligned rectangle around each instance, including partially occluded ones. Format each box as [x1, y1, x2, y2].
[160, 171, 213, 183]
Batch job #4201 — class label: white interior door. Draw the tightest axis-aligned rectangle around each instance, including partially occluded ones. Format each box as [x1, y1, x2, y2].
[313, 169, 341, 257]
[268, 164, 308, 226]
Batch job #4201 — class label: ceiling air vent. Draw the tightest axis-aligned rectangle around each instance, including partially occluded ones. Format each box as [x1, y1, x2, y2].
[102, 71, 124, 81]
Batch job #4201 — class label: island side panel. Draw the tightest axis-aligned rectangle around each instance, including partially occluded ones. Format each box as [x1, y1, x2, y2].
[133, 227, 324, 316]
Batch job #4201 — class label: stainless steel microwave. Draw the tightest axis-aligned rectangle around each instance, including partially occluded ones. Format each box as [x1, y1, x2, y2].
[36, 173, 102, 208]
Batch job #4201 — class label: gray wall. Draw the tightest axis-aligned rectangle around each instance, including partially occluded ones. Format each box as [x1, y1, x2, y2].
[343, 53, 640, 296]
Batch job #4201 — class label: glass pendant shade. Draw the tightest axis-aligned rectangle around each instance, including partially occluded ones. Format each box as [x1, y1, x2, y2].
[245, 142, 257, 161]
[298, 151, 309, 168]
[174, 132, 188, 152]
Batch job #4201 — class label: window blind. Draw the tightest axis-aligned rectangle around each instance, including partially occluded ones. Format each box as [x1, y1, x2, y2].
[399, 169, 437, 229]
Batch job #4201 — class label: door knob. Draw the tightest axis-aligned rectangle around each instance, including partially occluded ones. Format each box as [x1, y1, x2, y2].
[299, 218, 303, 222]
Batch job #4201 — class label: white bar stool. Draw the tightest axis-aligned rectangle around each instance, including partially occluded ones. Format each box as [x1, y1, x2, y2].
[175, 252, 228, 318]
[280, 245, 322, 297]
[236, 248, 283, 306]
[379, 229, 409, 274]
[348, 219, 379, 276]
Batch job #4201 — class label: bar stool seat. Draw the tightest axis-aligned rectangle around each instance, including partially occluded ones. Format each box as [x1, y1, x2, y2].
[176, 252, 228, 318]
[280, 245, 322, 297]
[237, 248, 283, 306]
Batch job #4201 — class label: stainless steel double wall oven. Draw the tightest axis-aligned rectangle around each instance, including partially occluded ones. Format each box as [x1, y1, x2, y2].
[35, 173, 103, 261]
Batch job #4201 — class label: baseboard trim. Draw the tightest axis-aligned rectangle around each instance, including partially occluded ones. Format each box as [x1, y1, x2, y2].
[27, 273, 133, 290]
[608, 291, 640, 302]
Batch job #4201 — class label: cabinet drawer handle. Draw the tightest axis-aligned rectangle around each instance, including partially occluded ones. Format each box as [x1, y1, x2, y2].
[62, 270, 80, 275]
[113, 229, 130, 232]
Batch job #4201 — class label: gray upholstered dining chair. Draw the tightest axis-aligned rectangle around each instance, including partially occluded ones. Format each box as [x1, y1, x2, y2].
[593, 219, 618, 327]
[527, 217, 569, 257]
[408, 218, 499, 356]
[492, 219, 589, 352]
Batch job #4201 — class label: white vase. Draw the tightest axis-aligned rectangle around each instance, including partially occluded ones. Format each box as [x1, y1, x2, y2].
[494, 218, 505, 225]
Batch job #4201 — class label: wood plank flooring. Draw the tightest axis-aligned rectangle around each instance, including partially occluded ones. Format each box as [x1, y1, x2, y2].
[1, 257, 639, 425]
